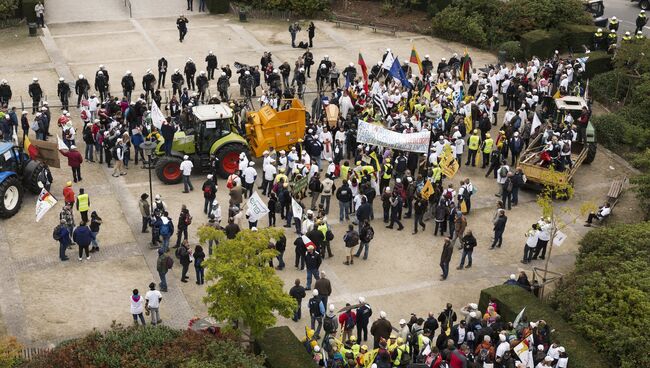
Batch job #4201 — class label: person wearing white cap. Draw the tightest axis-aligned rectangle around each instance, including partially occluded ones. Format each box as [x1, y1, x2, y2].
[28, 77, 43, 113]
[184, 57, 196, 90]
[94, 69, 108, 102]
[397, 318, 410, 342]
[120, 71, 135, 101]
[307, 288, 325, 338]
[142, 69, 156, 100]
[262, 157, 277, 196]
[205, 51, 217, 79]
[241, 160, 257, 198]
[370, 310, 392, 349]
[355, 296, 372, 342]
[196, 70, 209, 103]
[59, 143, 84, 182]
[112, 139, 127, 177]
[0, 79, 11, 106]
[495, 333, 510, 360]
[57, 77, 71, 110]
[157, 57, 168, 88]
[636, 10, 647, 34]
[217, 71, 229, 100]
[180, 155, 194, 193]
[170, 68, 185, 96]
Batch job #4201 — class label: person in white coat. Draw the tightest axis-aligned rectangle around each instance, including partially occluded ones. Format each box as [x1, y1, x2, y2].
[130, 289, 146, 325]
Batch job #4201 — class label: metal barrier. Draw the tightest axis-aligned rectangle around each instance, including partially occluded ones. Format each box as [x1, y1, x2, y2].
[22, 347, 51, 361]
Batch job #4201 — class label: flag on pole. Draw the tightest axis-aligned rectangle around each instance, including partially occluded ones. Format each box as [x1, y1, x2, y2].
[409, 45, 423, 75]
[459, 48, 472, 81]
[291, 197, 303, 220]
[389, 57, 412, 89]
[422, 83, 431, 101]
[23, 136, 39, 159]
[301, 235, 316, 250]
[246, 192, 269, 222]
[150, 100, 166, 129]
[531, 113, 542, 136]
[358, 52, 369, 94]
[513, 307, 527, 327]
[382, 51, 394, 71]
[56, 135, 68, 150]
[35, 188, 57, 222]
[373, 94, 388, 117]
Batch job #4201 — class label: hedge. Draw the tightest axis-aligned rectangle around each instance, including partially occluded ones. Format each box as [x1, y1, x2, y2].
[478, 285, 608, 368]
[207, 0, 230, 13]
[575, 51, 612, 78]
[498, 41, 524, 62]
[559, 23, 596, 52]
[520, 29, 563, 59]
[21, 0, 41, 22]
[255, 326, 317, 368]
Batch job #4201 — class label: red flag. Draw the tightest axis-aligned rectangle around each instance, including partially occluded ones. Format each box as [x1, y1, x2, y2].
[358, 52, 369, 94]
[24, 136, 39, 160]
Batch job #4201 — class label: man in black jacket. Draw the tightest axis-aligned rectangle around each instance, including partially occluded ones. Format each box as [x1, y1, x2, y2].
[490, 209, 507, 249]
[0, 79, 11, 107]
[94, 71, 108, 102]
[458, 230, 477, 269]
[304, 244, 321, 290]
[158, 57, 168, 88]
[171, 69, 184, 96]
[57, 77, 70, 111]
[289, 278, 306, 321]
[142, 70, 156, 101]
[121, 71, 135, 101]
[356, 297, 373, 342]
[336, 180, 352, 222]
[205, 51, 218, 80]
[28, 77, 42, 113]
[184, 58, 196, 90]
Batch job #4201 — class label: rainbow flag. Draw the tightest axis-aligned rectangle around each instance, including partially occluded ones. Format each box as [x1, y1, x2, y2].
[410, 45, 423, 75]
[24, 136, 39, 160]
[358, 52, 369, 94]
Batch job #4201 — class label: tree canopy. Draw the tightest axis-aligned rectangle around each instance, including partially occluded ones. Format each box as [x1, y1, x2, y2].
[199, 226, 295, 337]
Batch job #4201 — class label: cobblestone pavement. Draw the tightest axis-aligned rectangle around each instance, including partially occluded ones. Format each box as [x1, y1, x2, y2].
[0, 0, 640, 347]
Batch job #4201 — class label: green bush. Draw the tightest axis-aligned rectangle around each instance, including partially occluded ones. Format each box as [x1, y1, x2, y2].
[520, 29, 563, 59]
[589, 70, 631, 106]
[241, 0, 328, 17]
[255, 326, 316, 368]
[0, 0, 18, 21]
[20, 0, 39, 22]
[478, 285, 608, 368]
[630, 175, 650, 219]
[431, 6, 488, 48]
[24, 324, 263, 368]
[559, 23, 596, 52]
[550, 222, 650, 368]
[498, 41, 524, 62]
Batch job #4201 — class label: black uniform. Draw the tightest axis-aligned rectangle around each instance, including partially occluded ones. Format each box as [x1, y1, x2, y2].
[184, 61, 196, 90]
[121, 74, 135, 101]
[422, 59, 433, 76]
[196, 74, 209, 103]
[142, 73, 156, 100]
[303, 51, 314, 78]
[0, 83, 12, 106]
[217, 75, 229, 100]
[158, 57, 168, 89]
[57, 81, 71, 110]
[75, 78, 90, 107]
[171, 72, 185, 96]
[177, 16, 188, 42]
[94, 73, 108, 102]
[343, 65, 357, 84]
[205, 53, 218, 80]
[28, 82, 42, 113]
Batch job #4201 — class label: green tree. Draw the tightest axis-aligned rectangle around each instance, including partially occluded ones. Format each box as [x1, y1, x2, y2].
[550, 222, 650, 368]
[199, 226, 295, 338]
[0, 0, 18, 21]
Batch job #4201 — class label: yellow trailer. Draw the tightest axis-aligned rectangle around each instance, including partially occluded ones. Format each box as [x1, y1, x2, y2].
[245, 99, 306, 157]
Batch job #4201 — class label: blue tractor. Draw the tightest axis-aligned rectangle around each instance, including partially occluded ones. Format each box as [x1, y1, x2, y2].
[0, 142, 48, 218]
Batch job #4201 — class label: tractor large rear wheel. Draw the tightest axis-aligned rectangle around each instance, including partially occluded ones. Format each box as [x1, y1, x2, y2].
[584, 143, 597, 164]
[23, 160, 46, 194]
[0, 176, 23, 218]
[215, 144, 248, 179]
[155, 156, 183, 184]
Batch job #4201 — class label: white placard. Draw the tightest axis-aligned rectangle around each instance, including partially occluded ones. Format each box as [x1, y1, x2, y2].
[553, 230, 567, 247]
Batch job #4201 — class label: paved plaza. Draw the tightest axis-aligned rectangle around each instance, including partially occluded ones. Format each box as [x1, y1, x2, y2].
[0, 0, 641, 347]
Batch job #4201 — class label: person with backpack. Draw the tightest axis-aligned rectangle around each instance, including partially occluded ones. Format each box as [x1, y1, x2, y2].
[393, 337, 411, 367]
[156, 247, 172, 292]
[174, 205, 192, 248]
[53, 219, 71, 261]
[320, 173, 335, 214]
[308, 289, 326, 339]
[355, 219, 374, 260]
[491, 209, 508, 249]
[89, 211, 102, 253]
[501, 172, 514, 210]
[496, 160, 510, 197]
[355, 297, 372, 342]
[202, 174, 217, 215]
[339, 304, 357, 342]
[336, 180, 353, 222]
[177, 239, 192, 283]
[289, 278, 306, 321]
[157, 211, 174, 253]
[342, 224, 359, 266]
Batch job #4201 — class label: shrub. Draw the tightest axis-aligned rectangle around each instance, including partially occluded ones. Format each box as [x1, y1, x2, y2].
[559, 23, 596, 52]
[255, 326, 317, 368]
[520, 29, 563, 59]
[550, 222, 650, 368]
[0, 336, 23, 368]
[478, 285, 608, 368]
[0, 0, 18, 21]
[630, 175, 650, 220]
[24, 324, 263, 368]
[431, 6, 488, 48]
[498, 41, 524, 62]
[589, 70, 631, 106]
[242, 0, 328, 17]
[575, 51, 612, 78]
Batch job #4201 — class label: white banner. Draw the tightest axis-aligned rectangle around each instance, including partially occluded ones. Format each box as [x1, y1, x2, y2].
[35, 189, 57, 222]
[291, 197, 303, 220]
[356, 121, 431, 153]
[56, 135, 68, 150]
[246, 192, 269, 222]
[150, 100, 166, 129]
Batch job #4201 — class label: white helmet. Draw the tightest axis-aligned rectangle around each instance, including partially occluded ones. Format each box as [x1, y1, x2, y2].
[324, 55, 329, 59]
[59, 77, 64, 81]
[612, 16, 617, 20]
[221, 72, 226, 76]
[597, 28, 602, 32]
[200, 71, 206, 75]
[174, 68, 179, 73]
[320, 64, 326, 69]
[349, 62, 354, 67]
[146, 69, 152, 74]
[209, 50, 213, 54]
[245, 70, 250, 75]
[97, 71, 103, 75]
[273, 69, 279, 73]
[126, 70, 132, 75]
[99, 64, 104, 69]
[187, 57, 193, 62]
[425, 54, 430, 59]
[79, 74, 84, 79]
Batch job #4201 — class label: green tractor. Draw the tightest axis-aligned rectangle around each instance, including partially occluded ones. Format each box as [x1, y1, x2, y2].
[154, 103, 250, 184]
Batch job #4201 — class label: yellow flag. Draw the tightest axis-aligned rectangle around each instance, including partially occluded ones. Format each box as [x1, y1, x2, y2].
[460, 200, 468, 214]
[464, 115, 472, 135]
[553, 89, 561, 99]
[421, 179, 434, 199]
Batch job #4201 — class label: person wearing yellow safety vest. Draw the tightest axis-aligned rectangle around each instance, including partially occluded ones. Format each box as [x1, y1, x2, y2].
[380, 158, 393, 194]
[480, 133, 494, 169]
[609, 16, 619, 32]
[465, 129, 481, 167]
[355, 344, 369, 367]
[622, 31, 633, 43]
[432, 162, 442, 184]
[636, 10, 648, 34]
[593, 28, 604, 50]
[76, 188, 91, 223]
[636, 31, 646, 41]
[392, 337, 411, 367]
[606, 29, 617, 49]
